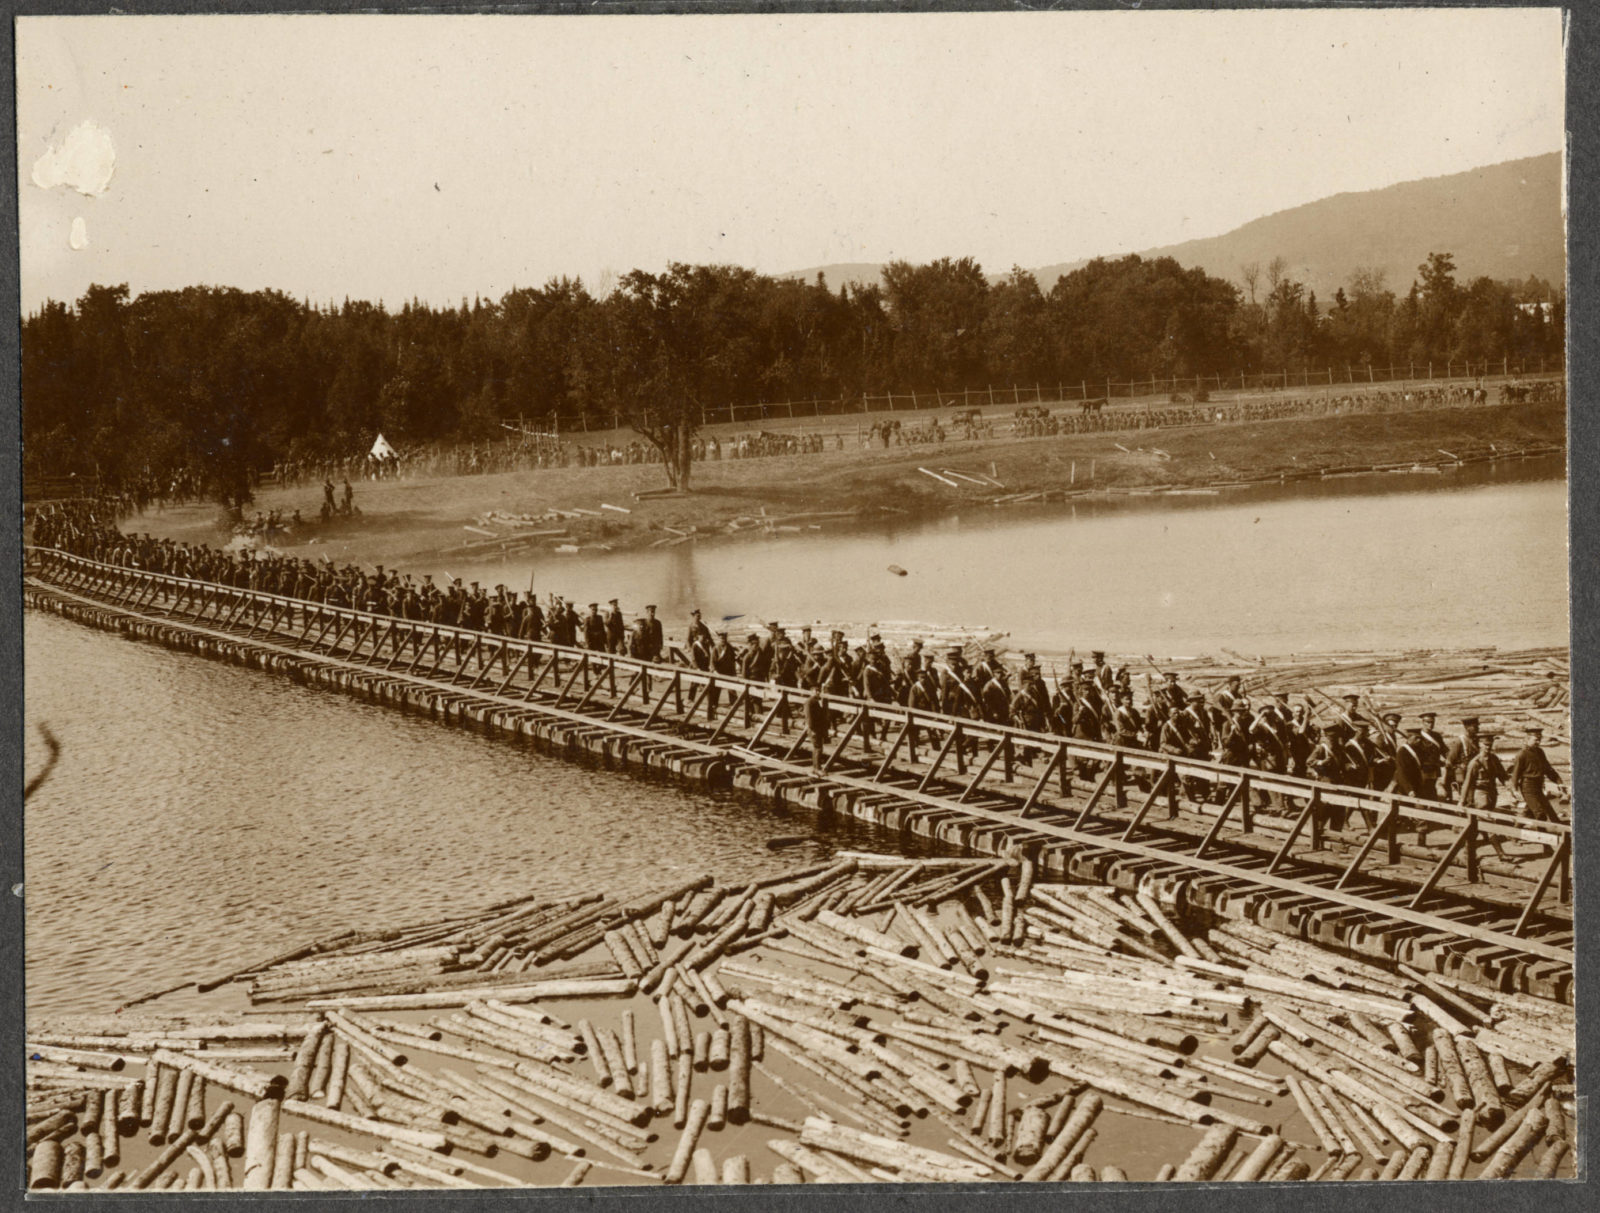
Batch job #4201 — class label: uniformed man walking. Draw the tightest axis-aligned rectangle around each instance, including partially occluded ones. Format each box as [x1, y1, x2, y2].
[1415, 711, 1445, 800]
[687, 609, 714, 670]
[604, 599, 626, 654]
[1442, 717, 1480, 801]
[583, 603, 607, 651]
[1510, 726, 1565, 823]
[1458, 733, 1508, 811]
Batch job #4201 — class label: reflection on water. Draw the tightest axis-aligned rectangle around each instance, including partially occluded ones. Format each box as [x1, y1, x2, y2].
[456, 456, 1568, 655]
[23, 613, 902, 1017]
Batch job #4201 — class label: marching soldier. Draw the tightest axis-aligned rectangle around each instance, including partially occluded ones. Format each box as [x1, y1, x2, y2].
[1216, 674, 1248, 716]
[904, 639, 926, 680]
[687, 608, 714, 670]
[1338, 693, 1365, 730]
[739, 633, 767, 681]
[639, 604, 664, 662]
[1442, 717, 1480, 801]
[518, 592, 544, 641]
[486, 586, 510, 635]
[975, 647, 1009, 694]
[1219, 702, 1253, 767]
[1090, 650, 1115, 695]
[604, 599, 626, 654]
[1110, 687, 1144, 749]
[1391, 726, 1428, 797]
[1367, 713, 1401, 790]
[1415, 711, 1445, 800]
[1458, 733, 1508, 811]
[1011, 677, 1047, 734]
[583, 603, 607, 650]
[1510, 726, 1565, 823]
[805, 687, 831, 774]
[1307, 721, 1347, 786]
[1155, 670, 1188, 714]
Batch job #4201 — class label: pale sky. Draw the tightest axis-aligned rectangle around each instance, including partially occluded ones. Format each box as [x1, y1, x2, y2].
[16, 10, 1565, 315]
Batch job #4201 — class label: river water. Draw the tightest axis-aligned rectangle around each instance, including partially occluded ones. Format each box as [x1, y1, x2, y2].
[24, 459, 1567, 1018]
[453, 456, 1568, 656]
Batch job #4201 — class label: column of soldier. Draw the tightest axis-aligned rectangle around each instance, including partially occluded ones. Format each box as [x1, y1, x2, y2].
[31, 498, 1564, 826]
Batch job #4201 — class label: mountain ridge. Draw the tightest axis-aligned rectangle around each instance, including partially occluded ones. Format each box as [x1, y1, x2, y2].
[781, 153, 1564, 299]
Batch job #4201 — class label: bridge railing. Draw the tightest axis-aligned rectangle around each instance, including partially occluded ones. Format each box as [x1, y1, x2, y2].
[28, 547, 1571, 944]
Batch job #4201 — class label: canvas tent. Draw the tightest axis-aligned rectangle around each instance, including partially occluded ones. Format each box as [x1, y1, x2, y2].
[370, 433, 397, 460]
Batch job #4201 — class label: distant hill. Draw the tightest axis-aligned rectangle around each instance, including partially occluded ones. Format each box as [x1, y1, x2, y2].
[1033, 154, 1564, 298]
[782, 154, 1565, 302]
[777, 263, 888, 292]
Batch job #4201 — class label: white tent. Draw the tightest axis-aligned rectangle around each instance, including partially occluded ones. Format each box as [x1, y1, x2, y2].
[370, 433, 397, 460]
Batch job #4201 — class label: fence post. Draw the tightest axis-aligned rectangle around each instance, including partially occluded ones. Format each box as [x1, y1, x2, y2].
[1081, 381, 1087, 401]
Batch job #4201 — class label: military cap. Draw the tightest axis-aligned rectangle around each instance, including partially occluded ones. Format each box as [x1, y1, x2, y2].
[1164, 671, 1180, 681]
[1405, 725, 1424, 736]
[716, 629, 728, 637]
[691, 608, 702, 616]
[1070, 660, 1084, 669]
[588, 603, 599, 610]
[1091, 651, 1106, 661]
[1478, 732, 1496, 743]
[984, 647, 996, 656]
[910, 638, 923, 647]
[470, 581, 479, 588]
[1382, 713, 1401, 725]
[1191, 689, 1207, 700]
[1023, 653, 1036, 662]
[1461, 716, 1480, 727]
[1418, 711, 1436, 721]
[1527, 726, 1544, 736]
[645, 604, 657, 611]
[1343, 694, 1360, 703]
[609, 598, 619, 605]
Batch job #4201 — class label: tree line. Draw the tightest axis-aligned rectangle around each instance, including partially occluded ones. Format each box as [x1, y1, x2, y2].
[22, 251, 1563, 499]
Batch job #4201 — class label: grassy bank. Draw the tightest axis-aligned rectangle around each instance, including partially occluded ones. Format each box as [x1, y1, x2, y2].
[133, 399, 1565, 569]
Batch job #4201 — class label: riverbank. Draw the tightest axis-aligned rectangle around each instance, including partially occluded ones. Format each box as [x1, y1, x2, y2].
[128, 399, 1564, 568]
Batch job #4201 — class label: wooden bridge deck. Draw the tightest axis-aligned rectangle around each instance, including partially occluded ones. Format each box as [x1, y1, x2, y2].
[24, 548, 1573, 1002]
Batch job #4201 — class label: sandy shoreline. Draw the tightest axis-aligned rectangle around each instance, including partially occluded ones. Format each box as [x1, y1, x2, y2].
[119, 399, 1564, 570]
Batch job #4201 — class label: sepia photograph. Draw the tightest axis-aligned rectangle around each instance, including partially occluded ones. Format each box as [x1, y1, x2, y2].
[16, 7, 1576, 1193]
